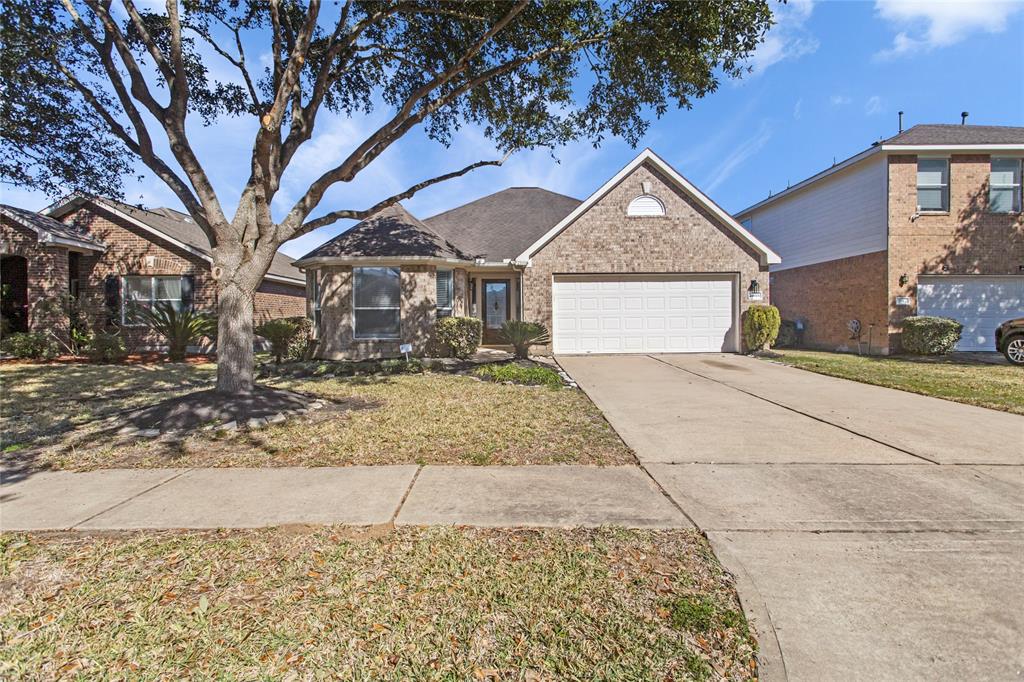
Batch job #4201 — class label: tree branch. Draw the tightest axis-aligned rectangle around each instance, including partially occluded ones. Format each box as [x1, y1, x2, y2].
[294, 153, 511, 236]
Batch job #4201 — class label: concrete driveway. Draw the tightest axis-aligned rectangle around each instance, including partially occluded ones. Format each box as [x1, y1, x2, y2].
[558, 353, 1024, 681]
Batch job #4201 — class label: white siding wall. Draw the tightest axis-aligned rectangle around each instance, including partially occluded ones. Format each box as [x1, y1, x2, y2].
[740, 156, 888, 271]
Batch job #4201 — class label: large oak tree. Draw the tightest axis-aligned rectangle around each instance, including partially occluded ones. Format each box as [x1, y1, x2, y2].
[1, 0, 772, 393]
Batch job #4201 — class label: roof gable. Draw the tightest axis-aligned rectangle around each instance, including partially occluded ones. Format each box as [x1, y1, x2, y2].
[43, 194, 304, 284]
[517, 149, 781, 265]
[0, 204, 106, 252]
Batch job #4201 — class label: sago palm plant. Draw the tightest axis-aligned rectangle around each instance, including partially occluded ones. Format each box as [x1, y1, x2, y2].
[498, 321, 550, 360]
[138, 301, 216, 362]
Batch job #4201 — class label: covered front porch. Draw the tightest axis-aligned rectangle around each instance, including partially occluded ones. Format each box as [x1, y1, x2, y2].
[463, 266, 524, 346]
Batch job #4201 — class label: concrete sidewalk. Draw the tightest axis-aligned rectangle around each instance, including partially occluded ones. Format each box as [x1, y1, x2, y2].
[0, 464, 688, 531]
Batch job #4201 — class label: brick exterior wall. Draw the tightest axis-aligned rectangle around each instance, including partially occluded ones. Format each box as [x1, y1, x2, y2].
[769, 251, 889, 352]
[1, 216, 70, 333]
[315, 264, 438, 359]
[522, 161, 768, 353]
[254, 280, 306, 321]
[886, 154, 1024, 349]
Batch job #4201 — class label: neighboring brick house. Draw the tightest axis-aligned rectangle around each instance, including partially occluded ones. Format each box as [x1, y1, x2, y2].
[736, 124, 1024, 353]
[1, 196, 305, 348]
[295, 149, 780, 359]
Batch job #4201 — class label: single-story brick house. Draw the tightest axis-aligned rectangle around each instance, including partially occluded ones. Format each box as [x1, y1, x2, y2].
[295, 149, 780, 359]
[735, 123, 1024, 353]
[0, 195, 305, 346]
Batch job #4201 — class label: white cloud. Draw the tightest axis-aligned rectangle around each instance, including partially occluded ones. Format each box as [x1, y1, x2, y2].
[793, 98, 803, 120]
[704, 121, 773, 193]
[865, 95, 883, 115]
[874, 0, 1024, 59]
[745, 0, 820, 75]
[830, 94, 852, 107]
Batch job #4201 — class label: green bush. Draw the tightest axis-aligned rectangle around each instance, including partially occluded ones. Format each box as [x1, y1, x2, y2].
[86, 331, 128, 362]
[499, 320, 550, 359]
[285, 316, 315, 361]
[137, 302, 216, 362]
[742, 305, 781, 352]
[379, 357, 425, 374]
[255, 317, 302, 364]
[900, 315, 963, 355]
[773, 319, 798, 348]
[435, 316, 482, 359]
[474, 362, 562, 388]
[0, 331, 59, 360]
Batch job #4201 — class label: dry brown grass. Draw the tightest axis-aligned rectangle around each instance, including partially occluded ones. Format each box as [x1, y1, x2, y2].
[0, 527, 756, 680]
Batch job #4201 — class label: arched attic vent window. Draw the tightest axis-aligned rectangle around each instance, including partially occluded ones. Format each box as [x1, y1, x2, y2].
[627, 194, 666, 216]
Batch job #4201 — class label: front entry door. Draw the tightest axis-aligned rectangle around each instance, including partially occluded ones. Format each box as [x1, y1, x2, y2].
[482, 279, 510, 344]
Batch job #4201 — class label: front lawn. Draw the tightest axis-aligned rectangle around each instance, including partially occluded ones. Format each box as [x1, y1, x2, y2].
[768, 350, 1024, 415]
[2, 362, 633, 470]
[0, 527, 756, 680]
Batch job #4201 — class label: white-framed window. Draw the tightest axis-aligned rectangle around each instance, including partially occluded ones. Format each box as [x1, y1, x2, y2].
[309, 270, 322, 336]
[990, 157, 1022, 213]
[121, 275, 187, 326]
[353, 266, 400, 339]
[627, 194, 666, 216]
[436, 269, 453, 318]
[917, 157, 949, 212]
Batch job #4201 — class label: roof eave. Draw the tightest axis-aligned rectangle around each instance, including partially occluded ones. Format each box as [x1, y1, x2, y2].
[293, 255, 513, 269]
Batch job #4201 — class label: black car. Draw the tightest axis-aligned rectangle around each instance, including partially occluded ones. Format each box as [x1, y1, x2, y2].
[995, 317, 1024, 365]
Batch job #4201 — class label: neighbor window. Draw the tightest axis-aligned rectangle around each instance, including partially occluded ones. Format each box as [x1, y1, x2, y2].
[990, 158, 1022, 213]
[916, 158, 949, 212]
[353, 266, 400, 339]
[122, 275, 187, 325]
[436, 269, 453, 318]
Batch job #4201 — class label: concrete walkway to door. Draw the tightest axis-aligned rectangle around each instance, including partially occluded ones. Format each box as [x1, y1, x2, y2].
[558, 353, 1024, 682]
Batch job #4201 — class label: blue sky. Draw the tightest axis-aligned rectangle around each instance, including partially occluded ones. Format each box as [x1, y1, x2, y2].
[3, 0, 1023, 258]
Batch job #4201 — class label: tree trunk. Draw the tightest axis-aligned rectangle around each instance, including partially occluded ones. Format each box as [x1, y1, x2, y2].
[215, 279, 257, 394]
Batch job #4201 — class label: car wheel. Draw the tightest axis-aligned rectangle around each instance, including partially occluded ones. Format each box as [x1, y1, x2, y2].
[1004, 335, 1024, 366]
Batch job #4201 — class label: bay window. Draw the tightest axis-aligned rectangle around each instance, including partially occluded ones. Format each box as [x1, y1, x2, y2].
[917, 158, 949, 212]
[122, 275, 188, 325]
[990, 158, 1022, 213]
[436, 269, 453, 318]
[353, 266, 400, 339]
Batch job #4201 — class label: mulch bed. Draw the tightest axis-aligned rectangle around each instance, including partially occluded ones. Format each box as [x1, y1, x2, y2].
[0, 353, 213, 366]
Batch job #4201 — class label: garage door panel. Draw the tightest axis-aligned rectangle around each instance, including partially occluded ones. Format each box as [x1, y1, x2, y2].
[918, 277, 1024, 352]
[553, 275, 736, 354]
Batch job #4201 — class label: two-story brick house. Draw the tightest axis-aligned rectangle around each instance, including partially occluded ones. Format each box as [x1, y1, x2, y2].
[736, 124, 1024, 353]
[1, 195, 305, 347]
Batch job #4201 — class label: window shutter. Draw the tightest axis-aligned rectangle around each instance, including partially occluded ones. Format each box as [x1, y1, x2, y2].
[103, 275, 121, 327]
[181, 275, 195, 310]
[436, 270, 452, 309]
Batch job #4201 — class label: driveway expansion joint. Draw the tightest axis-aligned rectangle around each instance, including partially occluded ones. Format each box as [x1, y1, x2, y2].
[644, 355, 943, 465]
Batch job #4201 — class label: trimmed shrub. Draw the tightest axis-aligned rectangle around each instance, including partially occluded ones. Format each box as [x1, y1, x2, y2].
[256, 317, 302, 364]
[86, 331, 128, 362]
[435, 316, 482, 359]
[499, 320, 550, 359]
[773, 319, 798, 348]
[285, 316, 315, 361]
[900, 315, 963, 355]
[380, 357, 425, 374]
[474, 363, 563, 389]
[0, 331, 60, 360]
[742, 305, 781, 352]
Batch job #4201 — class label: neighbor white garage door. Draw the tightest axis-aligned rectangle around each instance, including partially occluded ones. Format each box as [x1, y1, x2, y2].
[552, 275, 738, 354]
[917, 276, 1024, 351]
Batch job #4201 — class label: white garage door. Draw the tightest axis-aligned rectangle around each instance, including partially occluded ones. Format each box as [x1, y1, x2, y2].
[552, 275, 737, 354]
[917, 276, 1024, 351]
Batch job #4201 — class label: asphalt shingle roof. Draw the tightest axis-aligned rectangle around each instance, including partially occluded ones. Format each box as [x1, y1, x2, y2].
[88, 197, 303, 282]
[883, 124, 1024, 146]
[424, 187, 581, 261]
[299, 203, 470, 261]
[0, 203, 106, 249]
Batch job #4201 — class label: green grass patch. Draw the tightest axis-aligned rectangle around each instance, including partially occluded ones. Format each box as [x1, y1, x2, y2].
[474, 362, 563, 388]
[0, 527, 757, 680]
[769, 350, 1024, 415]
